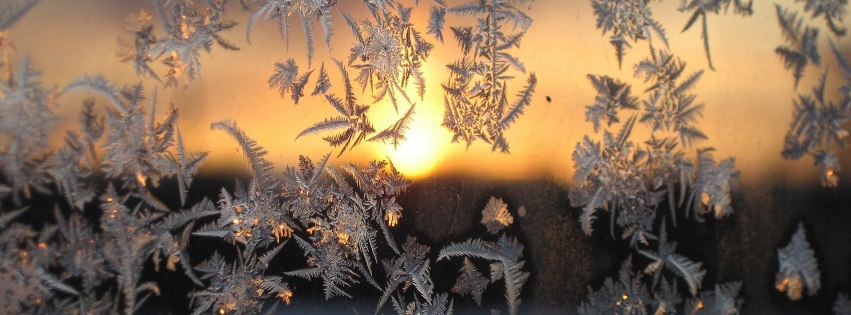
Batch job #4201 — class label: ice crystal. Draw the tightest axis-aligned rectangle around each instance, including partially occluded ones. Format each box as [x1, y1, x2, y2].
[190, 250, 292, 315]
[586, 74, 639, 132]
[638, 223, 706, 296]
[0, 1, 801, 314]
[687, 148, 739, 220]
[245, 0, 337, 65]
[452, 257, 489, 305]
[0, 29, 212, 312]
[836, 293, 851, 315]
[776, 0, 851, 186]
[0, 56, 58, 204]
[390, 292, 454, 315]
[579, 255, 723, 315]
[635, 50, 707, 147]
[832, 40, 851, 96]
[578, 257, 651, 315]
[264, 57, 323, 105]
[571, 117, 658, 243]
[54, 207, 111, 294]
[781, 69, 850, 187]
[99, 186, 163, 314]
[0, 207, 68, 314]
[312, 62, 333, 96]
[117, 10, 160, 81]
[64, 76, 207, 209]
[268, 58, 301, 98]
[290, 69, 315, 105]
[481, 196, 514, 234]
[775, 4, 822, 89]
[427, 6, 447, 43]
[376, 236, 437, 314]
[797, 0, 849, 36]
[591, 0, 668, 69]
[120, 0, 241, 88]
[439, 235, 529, 315]
[369, 103, 416, 150]
[685, 281, 743, 315]
[776, 222, 821, 301]
[283, 154, 412, 300]
[344, 2, 433, 112]
[679, 0, 753, 70]
[200, 120, 416, 306]
[572, 50, 737, 245]
[0, 0, 39, 30]
[592, 0, 754, 71]
[440, 0, 537, 153]
[297, 60, 376, 156]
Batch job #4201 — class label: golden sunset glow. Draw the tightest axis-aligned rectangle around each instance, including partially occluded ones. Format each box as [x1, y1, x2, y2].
[6, 0, 842, 187]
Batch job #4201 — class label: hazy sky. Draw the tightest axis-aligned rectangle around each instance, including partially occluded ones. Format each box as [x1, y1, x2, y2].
[6, 0, 850, 187]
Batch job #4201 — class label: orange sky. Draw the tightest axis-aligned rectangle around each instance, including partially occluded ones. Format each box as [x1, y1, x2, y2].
[6, 0, 850, 187]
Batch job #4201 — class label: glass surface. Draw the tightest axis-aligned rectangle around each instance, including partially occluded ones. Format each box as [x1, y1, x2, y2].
[1, 0, 850, 314]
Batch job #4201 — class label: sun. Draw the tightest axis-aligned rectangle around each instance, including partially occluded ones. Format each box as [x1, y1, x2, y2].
[375, 102, 446, 179]
[384, 120, 444, 179]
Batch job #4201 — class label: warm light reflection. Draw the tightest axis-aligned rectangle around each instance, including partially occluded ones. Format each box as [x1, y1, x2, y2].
[337, 231, 349, 245]
[135, 172, 147, 187]
[386, 210, 399, 227]
[776, 277, 789, 291]
[277, 289, 293, 305]
[274, 223, 293, 242]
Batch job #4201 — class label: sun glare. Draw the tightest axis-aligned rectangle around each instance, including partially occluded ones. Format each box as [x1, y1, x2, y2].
[384, 120, 444, 179]
[375, 101, 446, 179]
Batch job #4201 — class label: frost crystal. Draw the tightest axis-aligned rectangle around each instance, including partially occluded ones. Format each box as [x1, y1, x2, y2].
[481, 197, 514, 234]
[776, 223, 821, 301]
